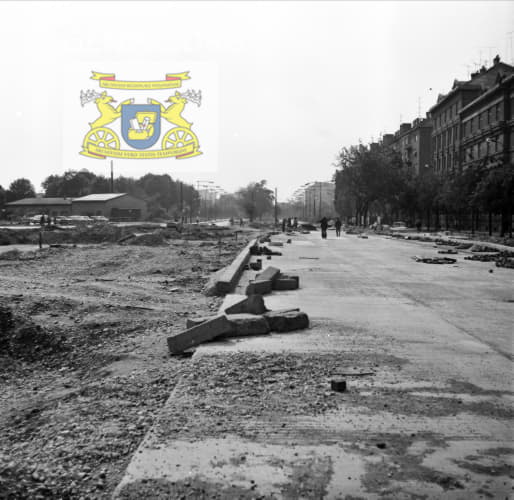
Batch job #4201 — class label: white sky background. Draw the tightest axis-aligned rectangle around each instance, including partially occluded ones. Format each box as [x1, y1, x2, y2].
[0, 1, 513, 201]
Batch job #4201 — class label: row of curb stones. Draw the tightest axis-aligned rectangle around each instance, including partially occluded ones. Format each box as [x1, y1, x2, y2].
[167, 264, 306, 355]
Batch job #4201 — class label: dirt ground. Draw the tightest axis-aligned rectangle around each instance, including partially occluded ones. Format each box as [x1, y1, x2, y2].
[0, 233, 254, 499]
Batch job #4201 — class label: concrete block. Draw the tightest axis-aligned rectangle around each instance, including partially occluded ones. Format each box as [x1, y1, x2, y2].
[167, 315, 232, 354]
[273, 274, 299, 290]
[224, 294, 268, 315]
[273, 278, 298, 291]
[257, 266, 281, 284]
[263, 310, 309, 332]
[222, 314, 270, 337]
[278, 273, 299, 288]
[246, 280, 272, 295]
[331, 379, 347, 392]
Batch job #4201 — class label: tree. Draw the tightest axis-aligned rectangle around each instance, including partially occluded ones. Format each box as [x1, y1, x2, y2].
[334, 144, 403, 224]
[0, 185, 6, 208]
[236, 180, 274, 221]
[42, 170, 96, 197]
[6, 178, 36, 202]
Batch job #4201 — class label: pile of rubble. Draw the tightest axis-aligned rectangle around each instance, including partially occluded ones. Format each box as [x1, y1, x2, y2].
[168, 264, 307, 355]
[0, 302, 64, 360]
[412, 256, 457, 264]
[464, 251, 514, 269]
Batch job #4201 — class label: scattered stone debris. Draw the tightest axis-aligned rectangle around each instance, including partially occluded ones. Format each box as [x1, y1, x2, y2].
[470, 244, 499, 253]
[438, 249, 458, 254]
[413, 256, 457, 264]
[464, 251, 514, 268]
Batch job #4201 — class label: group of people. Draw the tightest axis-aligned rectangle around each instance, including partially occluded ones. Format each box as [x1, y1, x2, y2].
[319, 217, 342, 239]
[281, 217, 298, 232]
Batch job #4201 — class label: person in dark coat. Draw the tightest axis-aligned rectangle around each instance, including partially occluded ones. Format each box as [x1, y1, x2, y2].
[334, 217, 342, 237]
[320, 217, 328, 239]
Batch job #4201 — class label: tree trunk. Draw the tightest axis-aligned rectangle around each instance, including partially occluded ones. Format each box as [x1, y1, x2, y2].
[488, 211, 492, 236]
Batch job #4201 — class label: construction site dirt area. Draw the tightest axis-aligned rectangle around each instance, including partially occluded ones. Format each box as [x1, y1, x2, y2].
[0, 235, 253, 499]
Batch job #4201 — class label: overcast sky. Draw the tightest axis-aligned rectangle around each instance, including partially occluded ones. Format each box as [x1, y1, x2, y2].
[1, 1, 513, 201]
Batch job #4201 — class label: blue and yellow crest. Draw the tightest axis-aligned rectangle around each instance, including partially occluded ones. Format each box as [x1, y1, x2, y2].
[80, 72, 202, 159]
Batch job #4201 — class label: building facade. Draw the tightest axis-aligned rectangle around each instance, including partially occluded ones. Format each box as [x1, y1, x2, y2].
[388, 118, 433, 175]
[5, 197, 72, 217]
[304, 182, 335, 219]
[71, 193, 147, 220]
[429, 56, 513, 176]
[460, 73, 514, 171]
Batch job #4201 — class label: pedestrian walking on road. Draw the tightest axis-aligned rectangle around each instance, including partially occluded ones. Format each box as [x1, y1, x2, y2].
[320, 217, 328, 239]
[335, 217, 342, 237]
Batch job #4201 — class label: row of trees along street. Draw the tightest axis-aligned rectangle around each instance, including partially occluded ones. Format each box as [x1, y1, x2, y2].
[333, 142, 513, 237]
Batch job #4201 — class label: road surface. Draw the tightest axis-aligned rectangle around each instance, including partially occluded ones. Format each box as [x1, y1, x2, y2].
[116, 230, 513, 499]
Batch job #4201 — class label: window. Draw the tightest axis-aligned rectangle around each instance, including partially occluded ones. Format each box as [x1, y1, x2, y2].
[496, 103, 502, 121]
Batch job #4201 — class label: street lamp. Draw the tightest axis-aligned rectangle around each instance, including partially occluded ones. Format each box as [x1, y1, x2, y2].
[196, 180, 213, 221]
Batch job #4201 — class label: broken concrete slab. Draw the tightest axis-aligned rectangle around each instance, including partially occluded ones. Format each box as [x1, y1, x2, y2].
[246, 279, 272, 295]
[273, 273, 299, 290]
[222, 314, 270, 337]
[186, 313, 270, 338]
[167, 315, 232, 354]
[273, 278, 299, 291]
[224, 294, 268, 315]
[263, 310, 309, 332]
[256, 266, 281, 284]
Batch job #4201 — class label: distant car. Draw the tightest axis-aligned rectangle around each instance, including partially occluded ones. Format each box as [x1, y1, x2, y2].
[391, 221, 408, 232]
[90, 216, 109, 222]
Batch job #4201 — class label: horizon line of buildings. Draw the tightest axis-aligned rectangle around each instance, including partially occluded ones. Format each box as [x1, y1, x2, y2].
[376, 55, 513, 177]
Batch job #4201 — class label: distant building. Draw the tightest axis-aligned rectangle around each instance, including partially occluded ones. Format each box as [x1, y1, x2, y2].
[5, 197, 72, 217]
[460, 72, 514, 171]
[304, 182, 335, 219]
[71, 193, 147, 220]
[388, 118, 433, 175]
[428, 55, 513, 176]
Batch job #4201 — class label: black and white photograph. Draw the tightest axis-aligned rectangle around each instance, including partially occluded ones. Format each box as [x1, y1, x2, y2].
[0, 1, 513, 498]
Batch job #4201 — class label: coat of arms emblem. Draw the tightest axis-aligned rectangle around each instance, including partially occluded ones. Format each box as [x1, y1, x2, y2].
[79, 71, 202, 159]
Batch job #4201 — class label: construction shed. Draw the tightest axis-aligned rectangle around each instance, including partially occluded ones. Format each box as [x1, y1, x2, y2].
[5, 197, 72, 217]
[71, 193, 147, 220]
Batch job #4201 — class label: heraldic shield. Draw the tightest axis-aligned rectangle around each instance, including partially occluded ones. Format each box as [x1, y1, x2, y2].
[121, 104, 161, 150]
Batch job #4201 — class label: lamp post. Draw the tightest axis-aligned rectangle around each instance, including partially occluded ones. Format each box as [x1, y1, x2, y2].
[196, 180, 213, 221]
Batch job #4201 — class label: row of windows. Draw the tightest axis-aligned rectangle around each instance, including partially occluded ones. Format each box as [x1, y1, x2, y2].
[434, 101, 460, 128]
[462, 102, 504, 136]
[464, 136, 504, 161]
[433, 125, 459, 151]
[435, 154, 459, 173]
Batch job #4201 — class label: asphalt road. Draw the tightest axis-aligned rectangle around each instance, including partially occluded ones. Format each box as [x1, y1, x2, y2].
[116, 230, 513, 499]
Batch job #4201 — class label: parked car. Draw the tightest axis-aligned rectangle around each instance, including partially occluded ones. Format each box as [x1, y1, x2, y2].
[90, 216, 109, 222]
[391, 221, 408, 232]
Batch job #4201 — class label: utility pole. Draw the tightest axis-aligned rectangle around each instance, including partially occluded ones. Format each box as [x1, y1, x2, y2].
[179, 181, 184, 222]
[110, 160, 114, 193]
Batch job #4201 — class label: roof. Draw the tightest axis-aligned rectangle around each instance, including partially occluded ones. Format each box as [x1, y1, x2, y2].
[6, 197, 72, 206]
[72, 193, 127, 202]
[459, 73, 514, 116]
[429, 61, 514, 114]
